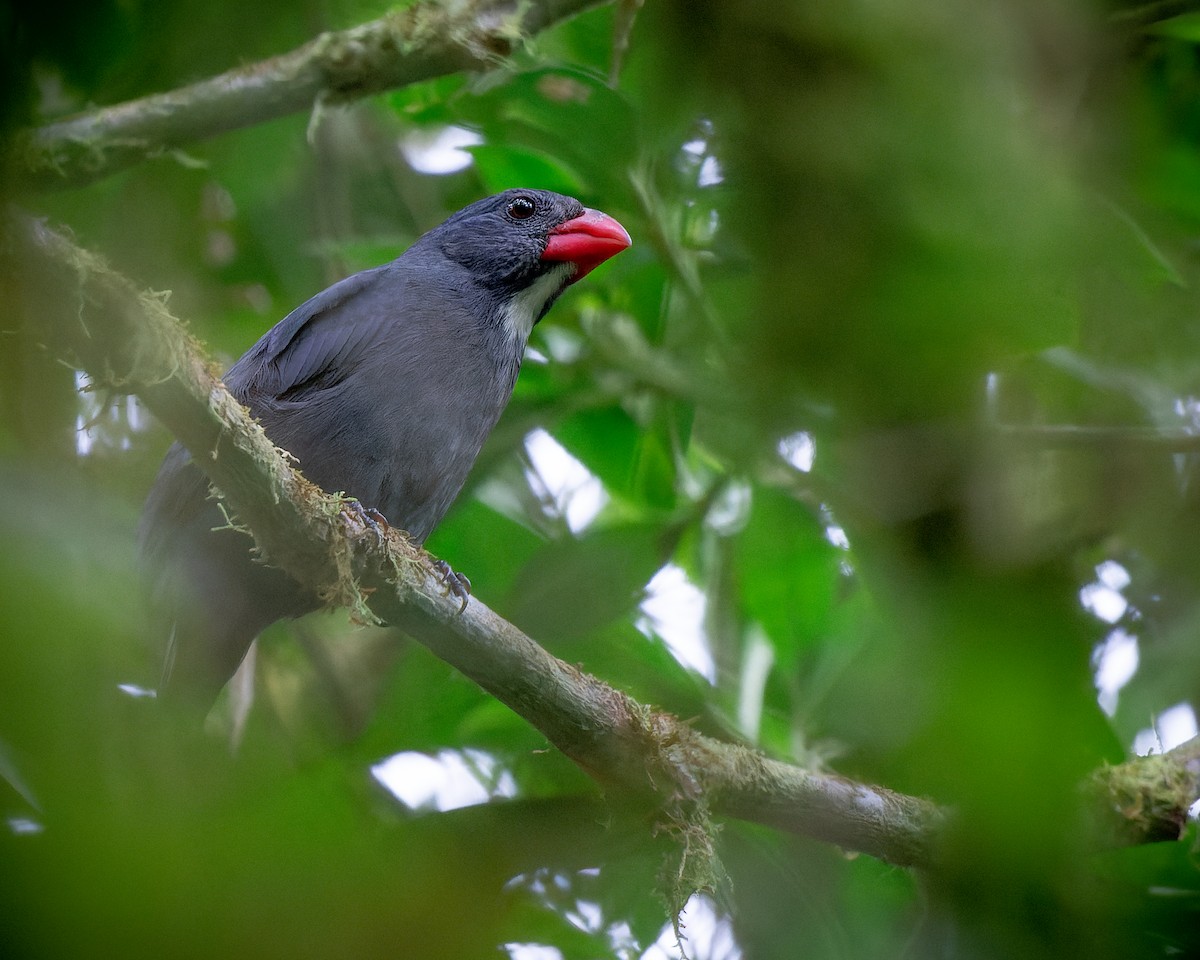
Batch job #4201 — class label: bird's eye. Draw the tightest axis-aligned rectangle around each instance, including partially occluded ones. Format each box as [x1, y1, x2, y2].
[507, 196, 536, 220]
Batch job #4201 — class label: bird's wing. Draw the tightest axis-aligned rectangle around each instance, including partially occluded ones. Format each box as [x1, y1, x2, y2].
[224, 264, 395, 401]
[137, 440, 210, 570]
[137, 269, 397, 583]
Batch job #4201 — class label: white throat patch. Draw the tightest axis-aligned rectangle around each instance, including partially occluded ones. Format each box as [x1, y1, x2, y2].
[501, 263, 574, 346]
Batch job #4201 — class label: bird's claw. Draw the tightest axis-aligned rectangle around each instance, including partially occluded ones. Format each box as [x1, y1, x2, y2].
[342, 500, 390, 547]
[432, 559, 471, 613]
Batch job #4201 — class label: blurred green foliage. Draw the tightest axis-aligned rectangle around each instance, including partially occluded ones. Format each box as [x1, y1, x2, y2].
[4, 0, 1200, 957]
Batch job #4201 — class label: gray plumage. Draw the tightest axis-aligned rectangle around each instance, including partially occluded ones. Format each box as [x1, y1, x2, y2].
[139, 189, 623, 709]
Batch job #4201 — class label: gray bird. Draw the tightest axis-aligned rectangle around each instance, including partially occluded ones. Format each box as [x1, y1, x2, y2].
[139, 189, 631, 710]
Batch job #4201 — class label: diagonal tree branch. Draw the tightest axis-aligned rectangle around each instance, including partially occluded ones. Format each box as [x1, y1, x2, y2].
[14, 0, 607, 192]
[6, 213, 1198, 870]
[8, 211, 948, 867]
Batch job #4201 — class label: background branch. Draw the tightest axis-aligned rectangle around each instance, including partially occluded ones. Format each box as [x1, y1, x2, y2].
[15, 0, 605, 191]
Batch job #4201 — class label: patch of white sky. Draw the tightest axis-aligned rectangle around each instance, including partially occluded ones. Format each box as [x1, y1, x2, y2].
[523, 428, 608, 534]
[637, 564, 715, 682]
[705, 480, 752, 535]
[370, 747, 517, 812]
[402, 119, 723, 187]
[776, 431, 849, 553]
[398, 125, 482, 175]
[681, 128, 724, 188]
[74, 370, 148, 456]
[503, 872, 739, 960]
[1082, 560, 1197, 777]
[777, 431, 815, 473]
[1134, 703, 1199, 758]
[1092, 629, 1139, 718]
[1083, 560, 1139, 717]
[640, 894, 742, 960]
[504, 867, 638, 959]
[1081, 559, 1131, 625]
[504, 945, 564, 960]
[737, 626, 774, 742]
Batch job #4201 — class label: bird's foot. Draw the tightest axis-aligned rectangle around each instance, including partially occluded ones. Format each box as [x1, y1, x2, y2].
[432, 559, 471, 614]
[342, 500, 390, 547]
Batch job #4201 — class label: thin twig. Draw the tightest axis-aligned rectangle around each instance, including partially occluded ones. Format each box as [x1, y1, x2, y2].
[1111, 1, 1200, 28]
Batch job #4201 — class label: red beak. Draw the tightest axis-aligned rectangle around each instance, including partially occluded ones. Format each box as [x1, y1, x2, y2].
[541, 208, 631, 282]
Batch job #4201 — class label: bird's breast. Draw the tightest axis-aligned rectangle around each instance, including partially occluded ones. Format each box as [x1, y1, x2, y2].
[259, 322, 517, 542]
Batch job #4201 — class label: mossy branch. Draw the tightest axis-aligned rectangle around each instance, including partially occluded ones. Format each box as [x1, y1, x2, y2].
[9, 211, 949, 867]
[8, 213, 1199, 875]
[14, 0, 607, 191]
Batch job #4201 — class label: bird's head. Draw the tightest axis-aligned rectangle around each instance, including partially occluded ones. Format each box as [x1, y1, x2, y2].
[432, 189, 630, 340]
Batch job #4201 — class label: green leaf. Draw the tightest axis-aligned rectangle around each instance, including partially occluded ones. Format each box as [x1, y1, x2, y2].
[452, 68, 638, 199]
[503, 523, 678, 642]
[425, 495, 544, 601]
[467, 143, 585, 196]
[1148, 13, 1200, 43]
[552, 405, 643, 497]
[735, 488, 839, 671]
